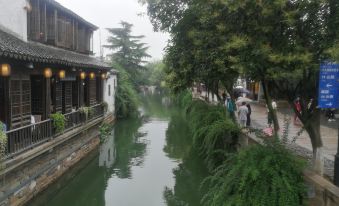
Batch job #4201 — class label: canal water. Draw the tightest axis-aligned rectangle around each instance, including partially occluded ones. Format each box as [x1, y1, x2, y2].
[27, 95, 208, 206]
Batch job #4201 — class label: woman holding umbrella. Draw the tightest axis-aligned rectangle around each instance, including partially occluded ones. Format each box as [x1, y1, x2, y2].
[236, 97, 253, 127]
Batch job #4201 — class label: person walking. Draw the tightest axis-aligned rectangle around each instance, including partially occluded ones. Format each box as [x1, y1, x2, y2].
[246, 103, 252, 127]
[294, 97, 302, 125]
[267, 99, 277, 127]
[238, 102, 249, 127]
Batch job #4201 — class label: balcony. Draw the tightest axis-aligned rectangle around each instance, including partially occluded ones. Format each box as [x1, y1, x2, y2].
[5, 104, 104, 157]
[27, 0, 96, 54]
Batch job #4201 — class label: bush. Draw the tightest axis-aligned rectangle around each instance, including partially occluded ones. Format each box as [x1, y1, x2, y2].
[50, 112, 66, 133]
[202, 139, 306, 206]
[102, 101, 108, 113]
[99, 123, 112, 143]
[114, 63, 139, 118]
[0, 123, 7, 162]
[79, 107, 94, 120]
[187, 100, 240, 171]
[172, 90, 193, 109]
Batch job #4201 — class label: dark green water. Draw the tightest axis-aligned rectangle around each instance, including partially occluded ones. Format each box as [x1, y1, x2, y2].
[27, 95, 208, 206]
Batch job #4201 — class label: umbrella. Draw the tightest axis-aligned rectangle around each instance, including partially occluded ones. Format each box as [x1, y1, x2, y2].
[236, 97, 253, 104]
[234, 88, 251, 94]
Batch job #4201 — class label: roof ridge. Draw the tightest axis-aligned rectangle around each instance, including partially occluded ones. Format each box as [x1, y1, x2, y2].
[0, 29, 110, 69]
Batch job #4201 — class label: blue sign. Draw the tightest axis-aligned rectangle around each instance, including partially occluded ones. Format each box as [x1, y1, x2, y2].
[318, 63, 339, 108]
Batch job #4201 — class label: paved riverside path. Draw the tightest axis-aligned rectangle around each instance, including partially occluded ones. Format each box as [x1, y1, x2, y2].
[196, 90, 337, 178]
[250, 103, 337, 162]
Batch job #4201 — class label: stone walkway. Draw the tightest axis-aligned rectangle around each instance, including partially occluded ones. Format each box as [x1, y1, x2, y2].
[196, 90, 338, 178]
[250, 103, 338, 161]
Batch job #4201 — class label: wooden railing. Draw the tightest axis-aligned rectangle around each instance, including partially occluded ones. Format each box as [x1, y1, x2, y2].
[5, 104, 105, 156]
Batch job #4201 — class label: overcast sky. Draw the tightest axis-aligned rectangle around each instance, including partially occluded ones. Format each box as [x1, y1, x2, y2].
[57, 0, 169, 60]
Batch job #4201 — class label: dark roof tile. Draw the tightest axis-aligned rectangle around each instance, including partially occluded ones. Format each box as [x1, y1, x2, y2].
[0, 29, 111, 70]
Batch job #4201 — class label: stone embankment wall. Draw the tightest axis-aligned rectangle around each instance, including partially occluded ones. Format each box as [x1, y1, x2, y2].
[0, 114, 115, 206]
[239, 133, 339, 206]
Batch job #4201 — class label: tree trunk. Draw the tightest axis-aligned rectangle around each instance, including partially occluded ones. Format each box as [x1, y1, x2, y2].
[262, 80, 280, 133]
[302, 109, 324, 174]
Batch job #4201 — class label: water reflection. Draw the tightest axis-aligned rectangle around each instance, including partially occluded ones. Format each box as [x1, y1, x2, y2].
[163, 110, 209, 206]
[99, 128, 116, 168]
[27, 94, 208, 206]
[141, 94, 173, 119]
[111, 117, 147, 179]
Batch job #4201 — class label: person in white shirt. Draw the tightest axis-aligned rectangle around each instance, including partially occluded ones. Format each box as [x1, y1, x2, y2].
[238, 102, 249, 127]
[267, 99, 277, 127]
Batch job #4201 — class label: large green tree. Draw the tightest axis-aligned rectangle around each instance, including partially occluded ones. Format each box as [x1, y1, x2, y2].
[220, 0, 339, 172]
[142, 0, 339, 172]
[104, 21, 151, 86]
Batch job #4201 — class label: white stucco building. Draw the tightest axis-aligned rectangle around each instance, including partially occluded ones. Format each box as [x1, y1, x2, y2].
[104, 71, 118, 115]
[0, 0, 29, 41]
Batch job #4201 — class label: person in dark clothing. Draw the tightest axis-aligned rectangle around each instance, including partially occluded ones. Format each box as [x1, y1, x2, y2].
[246, 103, 252, 127]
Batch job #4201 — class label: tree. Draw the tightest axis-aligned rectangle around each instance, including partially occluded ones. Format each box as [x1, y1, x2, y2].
[142, 0, 339, 173]
[104, 21, 151, 87]
[220, 0, 339, 172]
[113, 63, 139, 118]
[137, 60, 167, 89]
[162, 1, 240, 102]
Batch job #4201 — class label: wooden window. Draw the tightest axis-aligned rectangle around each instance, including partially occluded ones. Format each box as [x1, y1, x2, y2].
[10, 79, 31, 129]
[31, 76, 43, 115]
[89, 79, 96, 106]
[53, 81, 63, 113]
[62, 81, 72, 114]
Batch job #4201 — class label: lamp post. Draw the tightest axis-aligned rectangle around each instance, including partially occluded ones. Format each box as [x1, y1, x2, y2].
[334, 115, 339, 186]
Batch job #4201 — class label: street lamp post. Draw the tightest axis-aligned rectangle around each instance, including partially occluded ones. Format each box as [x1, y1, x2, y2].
[334, 119, 339, 186]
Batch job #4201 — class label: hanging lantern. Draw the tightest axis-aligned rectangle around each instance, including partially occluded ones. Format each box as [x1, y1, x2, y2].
[0, 64, 11, 76]
[101, 73, 107, 79]
[89, 72, 95, 79]
[44, 68, 52, 78]
[80, 72, 86, 80]
[59, 70, 66, 79]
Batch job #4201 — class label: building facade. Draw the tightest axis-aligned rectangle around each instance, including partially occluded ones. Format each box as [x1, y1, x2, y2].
[103, 71, 117, 114]
[0, 0, 117, 131]
[0, 1, 118, 205]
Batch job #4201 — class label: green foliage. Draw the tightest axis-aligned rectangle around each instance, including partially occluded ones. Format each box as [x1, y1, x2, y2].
[202, 140, 306, 206]
[136, 60, 167, 88]
[102, 101, 108, 113]
[104, 21, 151, 88]
[172, 89, 193, 109]
[50, 112, 66, 133]
[186, 100, 240, 171]
[99, 123, 112, 143]
[0, 123, 7, 163]
[79, 107, 94, 120]
[142, 0, 339, 153]
[164, 187, 189, 206]
[114, 63, 139, 119]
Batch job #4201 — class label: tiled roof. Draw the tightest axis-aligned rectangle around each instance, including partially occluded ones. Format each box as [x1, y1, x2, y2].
[0, 29, 111, 69]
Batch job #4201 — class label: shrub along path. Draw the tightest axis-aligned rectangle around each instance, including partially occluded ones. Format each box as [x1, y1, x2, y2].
[248, 103, 336, 179]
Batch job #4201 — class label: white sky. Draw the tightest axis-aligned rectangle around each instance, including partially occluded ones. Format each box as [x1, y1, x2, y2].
[56, 0, 169, 60]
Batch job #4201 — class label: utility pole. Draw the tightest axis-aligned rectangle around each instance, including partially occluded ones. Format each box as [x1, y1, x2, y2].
[334, 120, 339, 186]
